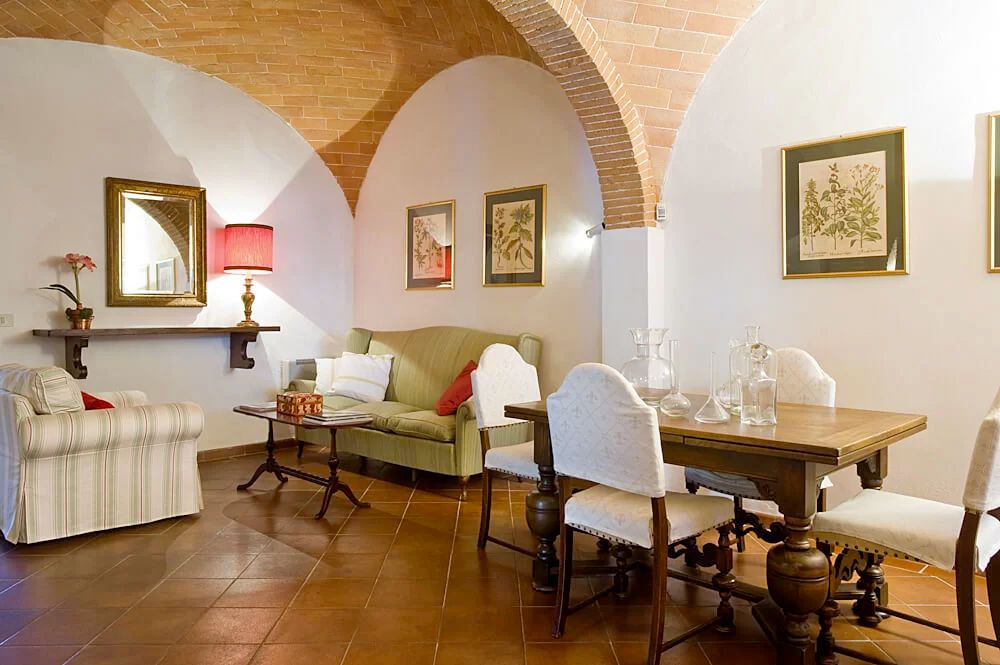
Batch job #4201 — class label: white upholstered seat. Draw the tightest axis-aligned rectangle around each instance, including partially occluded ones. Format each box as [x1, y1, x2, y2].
[814, 489, 1000, 572]
[471, 343, 542, 552]
[484, 440, 540, 480]
[565, 472, 733, 548]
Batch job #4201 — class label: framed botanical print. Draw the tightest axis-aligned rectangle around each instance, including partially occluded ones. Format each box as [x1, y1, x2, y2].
[989, 114, 1000, 272]
[484, 184, 545, 287]
[406, 200, 455, 290]
[781, 127, 908, 279]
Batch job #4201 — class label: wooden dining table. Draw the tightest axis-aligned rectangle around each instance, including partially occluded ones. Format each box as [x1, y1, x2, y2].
[504, 397, 927, 665]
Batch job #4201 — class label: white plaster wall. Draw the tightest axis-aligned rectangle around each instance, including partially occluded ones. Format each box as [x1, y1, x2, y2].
[664, 0, 1000, 506]
[0, 39, 353, 450]
[354, 56, 603, 392]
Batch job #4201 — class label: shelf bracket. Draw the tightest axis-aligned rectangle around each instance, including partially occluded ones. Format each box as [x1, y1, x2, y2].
[230, 331, 259, 370]
[65, 337, 89, 380]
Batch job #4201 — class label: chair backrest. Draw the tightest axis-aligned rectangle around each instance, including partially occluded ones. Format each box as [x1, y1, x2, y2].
[963, 386, 1000, 512]
[546, 363, 666, 498]
[471, 344, 541, 430]
[775, 348, 836, 407]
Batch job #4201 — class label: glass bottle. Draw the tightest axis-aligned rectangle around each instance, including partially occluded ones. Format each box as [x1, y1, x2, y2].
[621, 328, 673, 406]
[740, 342, 777, 426]
[659, 340, 691, 417]
[728, 325, 760, 415]
[695, 352, 730, 424]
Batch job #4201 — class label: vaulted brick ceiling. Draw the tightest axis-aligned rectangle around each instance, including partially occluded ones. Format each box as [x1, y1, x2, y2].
[1, 0, 760, 227]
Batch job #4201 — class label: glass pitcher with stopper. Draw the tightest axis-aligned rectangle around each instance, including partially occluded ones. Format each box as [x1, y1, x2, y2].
[739, 342, 777, 426]
[728, 325, 760, 415]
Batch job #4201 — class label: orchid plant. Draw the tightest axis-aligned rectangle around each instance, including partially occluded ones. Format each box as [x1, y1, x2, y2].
[42, 253, 97, 320]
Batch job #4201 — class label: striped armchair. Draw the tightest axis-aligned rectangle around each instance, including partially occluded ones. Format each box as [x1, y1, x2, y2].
[0, 389, 204, 544]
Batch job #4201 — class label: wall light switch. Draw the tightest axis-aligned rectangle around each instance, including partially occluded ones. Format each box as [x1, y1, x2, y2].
[0, 314, 13, 328]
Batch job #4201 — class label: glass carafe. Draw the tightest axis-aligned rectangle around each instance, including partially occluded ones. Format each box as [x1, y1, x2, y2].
[659, 340, 691, 417]
[740, 342, 777, 426]
[621, 328, 673, 406]
[728, 325, 760, 415]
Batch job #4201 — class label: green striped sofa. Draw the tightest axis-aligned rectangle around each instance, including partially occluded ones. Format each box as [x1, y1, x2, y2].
[291, 326, 541, 496]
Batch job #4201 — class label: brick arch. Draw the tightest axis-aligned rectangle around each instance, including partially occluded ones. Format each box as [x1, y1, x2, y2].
[1, 0, 761, 228]
[490, 0, 656, 228]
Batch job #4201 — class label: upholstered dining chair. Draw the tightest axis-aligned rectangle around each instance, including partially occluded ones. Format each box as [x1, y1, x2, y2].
[685, 347, 836, 551]
[547, 363, 738, 665]
[812, 387, 1000, 665]
[471, 343, 541, 554]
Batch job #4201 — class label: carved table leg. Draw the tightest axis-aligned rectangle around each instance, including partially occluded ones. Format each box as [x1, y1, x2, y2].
[851, 450, 890, 620]
[65, 337, 89, 380]
[764, 462, 829, 665]
[526, 420, 559, 592]
[316, 428, 370, 518]
[817, 599, 840, 665]
[238, 421, 284, 490]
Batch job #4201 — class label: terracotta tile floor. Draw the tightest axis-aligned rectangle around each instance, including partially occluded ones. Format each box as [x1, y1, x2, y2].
[0, 447, 994, 665]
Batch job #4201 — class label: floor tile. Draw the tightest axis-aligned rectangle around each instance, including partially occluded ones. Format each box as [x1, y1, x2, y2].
[170, 554, 258, 579]
[342, 642, 436, 665]
[250, 643, 350, 665]
[0, 609, 46, 641]
[0, 645, 81, 665]
[353, 607, 442, 642]
[214, 578, 302, 608]
[525, 641, 618, 665]
[439, 606, 524, 643]
[7, 608, 124, 645]
[613, 641, 710, 665]
[0, 576, 90, 609]
[291, 578, 375, 608]
[181, 607, 283, 644]
[240, 552, 317, 579]
[65, 645, 168, 665]
[436, 642, 525, 665]
[367, 576, 446, 607]
[159, 643, 257, 665]
[94, 606, 205, 644]
[265, 609, 361, 643]
[138, 579, 232, 608]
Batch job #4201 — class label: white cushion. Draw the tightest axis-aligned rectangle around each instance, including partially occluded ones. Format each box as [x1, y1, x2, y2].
[0, 364, 83, 415]
[813, 489, 1000, 573]
[484, 441, 539, 480]
[565, 476, 734, 548]
[316, 352, 392, 403]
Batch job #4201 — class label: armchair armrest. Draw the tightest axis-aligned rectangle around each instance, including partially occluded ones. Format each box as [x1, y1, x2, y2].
[289, 379, 317, 393]
[17, 402, 204, 460]
[92, 391, 149, 408]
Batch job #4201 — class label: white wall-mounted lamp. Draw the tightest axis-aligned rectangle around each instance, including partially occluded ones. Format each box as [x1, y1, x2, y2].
[585, 222, 606, 238]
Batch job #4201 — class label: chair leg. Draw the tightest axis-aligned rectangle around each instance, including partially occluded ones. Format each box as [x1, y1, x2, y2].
[477, 468, 493, 550]
[957, 557, 982, 665]
[987, 556, 1000, 651]
[648, 498, 669, 665]
[853, 554, 885, 627]
[458, 475, 470, 502]
[613, 544, 633, 599]
[597, 538, 612, 553]
[733, 496, 747, 553]
[551, 522, 574, 638]
[713, 524, 736, 633]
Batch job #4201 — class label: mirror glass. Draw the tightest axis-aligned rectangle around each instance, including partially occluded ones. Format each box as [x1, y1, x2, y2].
[106, 178, 207, 307]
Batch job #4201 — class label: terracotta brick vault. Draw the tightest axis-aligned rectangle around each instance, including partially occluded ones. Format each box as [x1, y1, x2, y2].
[1, 0, 761, 228]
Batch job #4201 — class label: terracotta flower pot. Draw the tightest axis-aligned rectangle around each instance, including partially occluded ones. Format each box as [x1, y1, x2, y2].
[66, 306, 94, 330]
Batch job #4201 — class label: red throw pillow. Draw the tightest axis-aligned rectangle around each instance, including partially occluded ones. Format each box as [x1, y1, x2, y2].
[435, 360, 478, 416]
[81, 392, 114, 410]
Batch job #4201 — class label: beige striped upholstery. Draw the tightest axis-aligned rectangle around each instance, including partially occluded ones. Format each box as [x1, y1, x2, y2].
[0, 364, 83, 415]
[0, 388, 204, 544]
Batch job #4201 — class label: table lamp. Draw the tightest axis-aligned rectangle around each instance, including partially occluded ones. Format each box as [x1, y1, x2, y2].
[223, 223, 273, 327]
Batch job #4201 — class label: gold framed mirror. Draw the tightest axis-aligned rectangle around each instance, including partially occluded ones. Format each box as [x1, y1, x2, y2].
[106, 177, 207, 307]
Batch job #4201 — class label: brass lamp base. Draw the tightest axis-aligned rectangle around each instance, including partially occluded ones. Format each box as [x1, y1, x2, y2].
[237, 275, 259, 328]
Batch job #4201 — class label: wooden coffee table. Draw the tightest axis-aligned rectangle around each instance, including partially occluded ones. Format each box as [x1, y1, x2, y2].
[233, 407, 373, 518]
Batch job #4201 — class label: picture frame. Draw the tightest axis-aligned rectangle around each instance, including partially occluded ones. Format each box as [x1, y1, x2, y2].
[484, 184, 546, 287]
[154, 258, 176, 292]
[405, 200, 455, 290]
[989, 113, 1000, 272]
[781, 127, 908, 279]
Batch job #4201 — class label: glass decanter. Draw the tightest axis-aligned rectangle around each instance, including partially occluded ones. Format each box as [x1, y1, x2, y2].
[659, 340, 691, 417]
[621, 328, 674, 406]
[740, 342, 777, 426]
[728, 325, 760, 415]
[695, 352, 730, 424]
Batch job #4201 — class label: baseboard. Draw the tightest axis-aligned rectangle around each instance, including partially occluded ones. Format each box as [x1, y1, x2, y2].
[197, 438, 298, 463]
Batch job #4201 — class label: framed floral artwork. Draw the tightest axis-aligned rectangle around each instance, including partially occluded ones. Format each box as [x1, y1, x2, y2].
[781, 127, 908, 279]
[483, 184, 545, 287]
[405, 200, 454, 290]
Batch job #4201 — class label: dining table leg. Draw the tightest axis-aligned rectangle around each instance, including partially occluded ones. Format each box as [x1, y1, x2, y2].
[527, 419, 559, 591]
[763, 461, 830, 665]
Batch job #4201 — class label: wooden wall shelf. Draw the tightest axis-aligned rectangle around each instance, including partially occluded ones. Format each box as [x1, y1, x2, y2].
[32, 326, 280, 379]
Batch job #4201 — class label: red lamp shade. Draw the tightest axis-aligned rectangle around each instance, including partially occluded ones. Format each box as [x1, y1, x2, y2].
[223, 224, 273, 275]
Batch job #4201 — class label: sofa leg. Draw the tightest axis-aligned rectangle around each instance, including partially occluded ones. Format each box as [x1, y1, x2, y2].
[458, 475, 470, 501]
[358, 456, 367, 473]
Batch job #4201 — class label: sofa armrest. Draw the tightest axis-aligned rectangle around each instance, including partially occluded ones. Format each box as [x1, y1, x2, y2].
[92, 391, 149, 408]
[289, 379, 317, 393]
[17, 402, 204, 460]
[454, 396, 482, 476]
